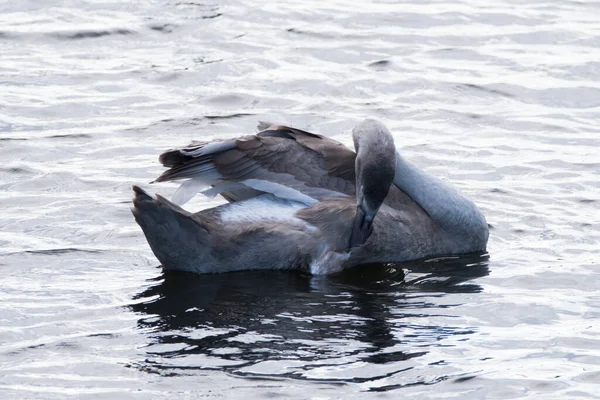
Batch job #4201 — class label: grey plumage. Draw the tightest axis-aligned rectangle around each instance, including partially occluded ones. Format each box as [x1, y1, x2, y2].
[154, 124, 356, 205]
[132, 119, 489, 274]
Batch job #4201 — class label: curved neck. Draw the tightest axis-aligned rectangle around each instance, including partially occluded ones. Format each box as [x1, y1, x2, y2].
[393, 152, 488, 249]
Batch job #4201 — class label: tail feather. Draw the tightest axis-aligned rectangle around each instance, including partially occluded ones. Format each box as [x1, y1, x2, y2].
[155, 140, 236, 182]
[153, 140, 237, 206]
[131, 185, 211, 272]
[170, 179, 210, 206]
[158, 147, 195, 168]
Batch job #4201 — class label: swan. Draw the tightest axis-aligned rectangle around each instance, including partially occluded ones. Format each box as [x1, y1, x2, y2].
[132, 119, 488, 274]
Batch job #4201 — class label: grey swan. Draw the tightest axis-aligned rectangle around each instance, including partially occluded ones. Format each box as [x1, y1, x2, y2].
[132, 119, 489, 274]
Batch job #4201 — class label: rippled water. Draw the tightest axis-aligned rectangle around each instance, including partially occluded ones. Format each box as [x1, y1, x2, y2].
[2, 0, 599, 398]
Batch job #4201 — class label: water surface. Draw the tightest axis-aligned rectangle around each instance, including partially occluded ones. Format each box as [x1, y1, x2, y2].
[1, 0, 599, 398]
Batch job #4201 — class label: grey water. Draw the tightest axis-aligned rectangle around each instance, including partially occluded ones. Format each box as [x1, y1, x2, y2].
[1, 0, 599, 398]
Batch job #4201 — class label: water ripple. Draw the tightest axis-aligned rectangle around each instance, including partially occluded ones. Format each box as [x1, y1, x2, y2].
[1, 0, 599, 398]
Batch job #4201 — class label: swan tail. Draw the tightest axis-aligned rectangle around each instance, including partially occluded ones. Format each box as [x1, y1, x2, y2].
[131, 185, 213, 272]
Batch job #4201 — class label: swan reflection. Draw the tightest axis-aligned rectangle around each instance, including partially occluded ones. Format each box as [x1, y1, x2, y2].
[130, 253, 489, 388]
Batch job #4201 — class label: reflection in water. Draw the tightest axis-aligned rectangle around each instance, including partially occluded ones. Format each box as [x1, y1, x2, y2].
[130, 254, 489, 389]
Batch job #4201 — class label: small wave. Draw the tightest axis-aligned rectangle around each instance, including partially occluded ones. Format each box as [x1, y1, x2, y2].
[368, 60, 391, 68]
[46, 133, 92, 139]
[0, 166, 37, 175]
[149, 23, 177, 33]
[205, 113, 254, 120]
[286, 28, 334, 39]
[49, 28, 135, 40]
[18, 248, 104, 255]
[175, 3, 222, 18]
[455, 83, 515, 98]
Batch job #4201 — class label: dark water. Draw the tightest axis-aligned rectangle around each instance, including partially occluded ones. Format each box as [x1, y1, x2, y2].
[1, 0, 599, 398]
[131, 256, 488, 387]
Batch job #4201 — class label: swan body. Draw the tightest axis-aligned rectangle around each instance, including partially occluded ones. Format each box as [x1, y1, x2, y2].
[132, 119, 488, 274]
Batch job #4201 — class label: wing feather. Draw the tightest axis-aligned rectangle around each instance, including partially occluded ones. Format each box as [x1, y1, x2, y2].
[154, 125, 357, 205]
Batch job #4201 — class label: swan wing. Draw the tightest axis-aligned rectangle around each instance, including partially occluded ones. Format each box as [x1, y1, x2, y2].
[155, 124, 356, 205]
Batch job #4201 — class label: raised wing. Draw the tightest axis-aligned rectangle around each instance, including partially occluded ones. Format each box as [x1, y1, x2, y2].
[155, 124, 357, 205]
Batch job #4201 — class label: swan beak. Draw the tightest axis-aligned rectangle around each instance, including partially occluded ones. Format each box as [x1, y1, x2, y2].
[349, 204, 374, 249]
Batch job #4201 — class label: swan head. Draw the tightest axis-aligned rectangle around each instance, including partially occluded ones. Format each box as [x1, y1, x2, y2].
[349, 119, 396, 249]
